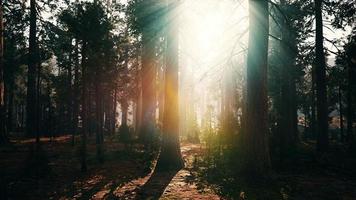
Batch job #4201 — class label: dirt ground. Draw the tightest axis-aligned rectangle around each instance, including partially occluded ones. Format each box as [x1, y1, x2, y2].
[0, 136, 220, 200]
[2, 136, 356, 200]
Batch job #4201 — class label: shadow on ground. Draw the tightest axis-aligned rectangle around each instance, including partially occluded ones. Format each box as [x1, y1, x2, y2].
[135, 170, 179, 199]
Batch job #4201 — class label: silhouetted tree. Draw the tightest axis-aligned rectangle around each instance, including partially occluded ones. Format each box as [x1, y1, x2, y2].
[241, 0, 271, 176]
[155, 0, 184, 171]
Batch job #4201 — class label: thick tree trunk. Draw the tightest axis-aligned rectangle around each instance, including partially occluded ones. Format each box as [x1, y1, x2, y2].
[242, 0, 271, 176]
[155, 0, 183, 171]
[315, 0, 329, 152]
[26, 0, 38, 138]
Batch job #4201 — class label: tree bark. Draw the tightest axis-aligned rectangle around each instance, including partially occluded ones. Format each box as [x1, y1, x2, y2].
[81, 42, 88, 172]
[95, 80, 104, 163]
[121, 100, 128, 127]
[72, 39, 80, 145]
[155, 0, 183, 171]
[278, 3, 298, 159]
[242, 0, 271, 176]
[315, 0, 329, 152]
[140, 30, 156, 144]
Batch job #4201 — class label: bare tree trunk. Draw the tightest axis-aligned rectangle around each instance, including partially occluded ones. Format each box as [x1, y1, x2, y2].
[112, 88, 118, 134]
[26, 0, 38, 139]
[81, 42, 88, 172]
[6, 77, 14, 133]
[315, 0, 329, 152]
[242, 0, 271, 176]
[311, 68, 316, 139]
[36, 63, 41, 144]
[121, 100, 128, 127]
[279, 3, 298, 159]
[155, 0, 183, 171]
[339, 84, 344, 142]
[95, 81, 104, 163]
[72, 39, 80, 145]
[346, 59, 354, 143]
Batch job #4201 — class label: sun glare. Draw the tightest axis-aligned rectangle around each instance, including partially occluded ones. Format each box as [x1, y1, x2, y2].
[179, 0, 249, 128]
[180, 0, 248, 73]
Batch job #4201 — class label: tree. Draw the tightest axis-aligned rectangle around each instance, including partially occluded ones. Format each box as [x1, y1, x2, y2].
[346, 40, 356, 144]
[241, 0, 271, 176]
[268, 0, 308, 161]
[155, 0, 183, 171]
[314, 0, 329, 152]
[128, 0, 167, 144]
[26, 0, 38, 141]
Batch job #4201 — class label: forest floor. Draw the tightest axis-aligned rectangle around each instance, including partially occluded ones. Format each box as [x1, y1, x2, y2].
[1, 136, 356, 200]
[0, 135, 220, 200]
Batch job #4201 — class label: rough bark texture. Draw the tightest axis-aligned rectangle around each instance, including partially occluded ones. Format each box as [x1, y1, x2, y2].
[155, 0, 184, 171]
[242, 0, 271, 176]
[315, 0, 329, 152]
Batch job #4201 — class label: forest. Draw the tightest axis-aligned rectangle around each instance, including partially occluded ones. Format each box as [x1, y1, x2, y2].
[0, 0, 355, 199]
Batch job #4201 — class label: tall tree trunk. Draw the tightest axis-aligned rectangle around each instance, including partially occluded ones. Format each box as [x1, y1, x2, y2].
[112, 87, 118, 134]
[81, 42, 88, 172]
[121, 100, 128, 127]
[339, 84, 344, 142]
[0, 0, 6, 143]
[26, 0, 38, 138]
[67, 62, 73, 134]
[135, 87, 142, 136]
[140, 30, 156, 144]
[242, 0, 271, 176]
[346, 59, 354, 143]
[311, 68, 316, 139]
[315, 0, 329, 152]
[95, 81, 104, 163]
[6, 76, 14, 133]
[36, 65, 41, 144]
[155, 0, 183, 171]
[279, 4, 298, 159]
[72, 39, 80, 145]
